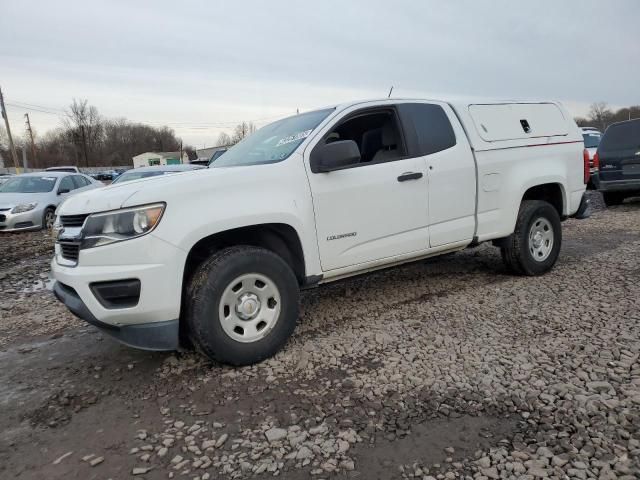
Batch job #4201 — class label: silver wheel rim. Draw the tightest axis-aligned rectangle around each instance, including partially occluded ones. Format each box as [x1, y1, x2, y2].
[45, 211, 55, 230]
[218, 273, 281, 343]
[528, 217, 554, 262]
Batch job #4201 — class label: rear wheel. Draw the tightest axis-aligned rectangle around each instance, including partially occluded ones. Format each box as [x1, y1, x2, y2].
[43, 208, 56, 230]
[185, 246, 299, 366]
[602, 192, 625, 206]
[501, 200, 562, 276]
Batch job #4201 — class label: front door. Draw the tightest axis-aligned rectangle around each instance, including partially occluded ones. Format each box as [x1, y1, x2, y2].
[304, 106, 429, 271]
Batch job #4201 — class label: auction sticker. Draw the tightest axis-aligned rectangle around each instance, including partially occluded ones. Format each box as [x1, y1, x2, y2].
[276, 129, 312, 147]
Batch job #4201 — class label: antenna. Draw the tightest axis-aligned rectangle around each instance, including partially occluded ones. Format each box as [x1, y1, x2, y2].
[387, 86, 394, 98]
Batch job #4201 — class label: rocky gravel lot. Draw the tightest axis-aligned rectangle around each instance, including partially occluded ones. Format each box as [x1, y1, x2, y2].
[1, 192, 639, 480]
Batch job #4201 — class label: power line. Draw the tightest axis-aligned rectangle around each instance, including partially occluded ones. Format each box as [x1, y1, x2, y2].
[6, 100, 293, 127]
[9, 100, 66, 113]
[6, 102, 65, 117]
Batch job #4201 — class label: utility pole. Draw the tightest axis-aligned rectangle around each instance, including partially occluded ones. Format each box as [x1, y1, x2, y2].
[22, 146, 28, 169]
[25, 113, 37, 169]
[179, 140, 183, 164]
[0, 86, 20, 169]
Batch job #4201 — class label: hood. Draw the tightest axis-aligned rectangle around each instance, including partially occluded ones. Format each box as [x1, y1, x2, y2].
[57, 168, 239, 215]
[56, 183, 142, 215]
[0, 192, 52, 209]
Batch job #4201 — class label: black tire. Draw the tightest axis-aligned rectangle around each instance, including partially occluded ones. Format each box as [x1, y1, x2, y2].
[500, 200, 562, 276]
[185, 246, 299, 366]
[42, 207, 56, 230]
[602, 192, 625, 207]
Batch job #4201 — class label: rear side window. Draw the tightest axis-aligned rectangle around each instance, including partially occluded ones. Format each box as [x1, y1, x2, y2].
[398, 103, 456, 156]
[59, 176, 75, 192]
[72, 175, 89, 188]
[600, 120, 640, 152]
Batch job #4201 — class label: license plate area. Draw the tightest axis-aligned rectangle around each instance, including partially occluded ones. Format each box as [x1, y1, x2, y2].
[623, 163, 640, 175]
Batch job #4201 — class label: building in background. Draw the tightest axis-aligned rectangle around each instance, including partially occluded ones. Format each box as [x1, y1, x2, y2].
[132, 151, 189, 168]
[195, 145, 230, 163]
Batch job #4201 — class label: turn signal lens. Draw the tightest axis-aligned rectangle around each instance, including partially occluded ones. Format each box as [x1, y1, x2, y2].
[583, 149, 590, 184]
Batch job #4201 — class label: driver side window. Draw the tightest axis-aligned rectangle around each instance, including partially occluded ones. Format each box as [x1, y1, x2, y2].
[323, 109, 406, 165]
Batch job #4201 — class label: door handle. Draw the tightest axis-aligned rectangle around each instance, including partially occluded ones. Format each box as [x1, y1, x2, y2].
[397, 172, 423, 182]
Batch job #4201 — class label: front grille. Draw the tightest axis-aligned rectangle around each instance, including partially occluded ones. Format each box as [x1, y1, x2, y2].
[59, 241, 81, 262]
[0, 214, 5, 223]
[60, 214, 89, 227]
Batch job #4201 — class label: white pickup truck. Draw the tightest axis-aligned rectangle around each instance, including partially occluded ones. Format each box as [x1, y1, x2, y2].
[52, 98, 588, 365]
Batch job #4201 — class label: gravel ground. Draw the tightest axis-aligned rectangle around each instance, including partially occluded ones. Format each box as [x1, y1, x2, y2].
[1, 192, 639, 480]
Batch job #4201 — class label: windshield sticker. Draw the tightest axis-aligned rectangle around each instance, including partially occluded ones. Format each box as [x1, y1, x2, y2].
[275, 129, 312, 147]
[42, 177, 57, 181]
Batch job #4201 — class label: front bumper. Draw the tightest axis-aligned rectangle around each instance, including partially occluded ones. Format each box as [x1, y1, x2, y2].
[0, 208, 43, 232]
[54, 281, 179, 350]
[51, 232, 187, 351]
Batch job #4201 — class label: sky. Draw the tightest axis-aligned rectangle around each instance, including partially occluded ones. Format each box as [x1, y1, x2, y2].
[1, 0, 639, 148]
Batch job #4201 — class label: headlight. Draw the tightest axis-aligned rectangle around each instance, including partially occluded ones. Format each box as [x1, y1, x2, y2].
[11, 202, 37, 214]
[81, 203, 165, 249]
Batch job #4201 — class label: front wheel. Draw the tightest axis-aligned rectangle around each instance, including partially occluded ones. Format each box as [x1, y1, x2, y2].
[501, 200, 562, 276]
[185, 246, 299, 366]
[43, 208, 56, 230]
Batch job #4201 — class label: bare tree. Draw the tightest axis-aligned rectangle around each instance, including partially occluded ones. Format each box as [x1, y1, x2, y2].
[63, 99, 103, 167]
[217, 132, 232, 146]
[230, 121, 256, 145]
[588, 102, 614, 132]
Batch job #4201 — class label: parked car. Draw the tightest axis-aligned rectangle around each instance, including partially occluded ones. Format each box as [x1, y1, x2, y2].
[0, 172, 102, 231]
[92, 170, 115, 181]
[594, 118, 640, 206]
[45, 166, 81, 173]
[110, 164, 204, 184]
[187, 159, 209, 166]
[52, 98, 587, 365]
[0, 174, 14, 186]
[581, 127, 602, 188]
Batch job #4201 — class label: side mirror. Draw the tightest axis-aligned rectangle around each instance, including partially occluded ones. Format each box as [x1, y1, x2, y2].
[58, 189, 70, 195]
[310, 140, 361, 173]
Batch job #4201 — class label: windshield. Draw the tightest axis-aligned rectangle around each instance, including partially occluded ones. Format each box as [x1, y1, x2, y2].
[0, 176, 57, 193]
[213, 108, 335, 168]
[111, 171, 174, 184]
[582, 132, 601, 149]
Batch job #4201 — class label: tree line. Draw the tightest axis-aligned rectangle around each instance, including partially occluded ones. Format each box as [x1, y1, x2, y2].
[6, 99, 635, 169]
[575, 102, 640, 132]
[0, 99, 257, 169]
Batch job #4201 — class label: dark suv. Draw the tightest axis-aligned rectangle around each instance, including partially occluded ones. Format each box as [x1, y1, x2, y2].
[595, 118, 640, 206]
